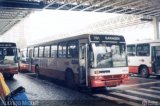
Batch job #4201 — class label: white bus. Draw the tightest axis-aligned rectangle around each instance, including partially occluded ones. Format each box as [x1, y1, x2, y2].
[127, 40, 160, 78]
[0, 42, 20, 79]
[26, 34, 128, 88]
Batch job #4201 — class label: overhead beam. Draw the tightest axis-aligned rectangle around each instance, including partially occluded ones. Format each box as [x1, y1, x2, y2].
[43, 0, 57, 9]
[0, 20, 19, 35]
[124, 4, 151, 14]
[117, 0, 149, 14]
[69, 1, 89, 11]
[56, 3, 69, 10]
[80, 0, 109, 11]
[154, 14, 160, 17]
[149, 12, 160, 16]
[0, 18, 23, 21]
[143, 9, 160, 16]
[93, 0, 126, 12]
[104, 0, 140, 13]
[134, 7, 160, 15]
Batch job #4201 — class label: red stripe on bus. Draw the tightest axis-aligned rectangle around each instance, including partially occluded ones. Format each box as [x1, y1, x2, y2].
[129, 66, 139, 74]
[90, 77, 122, 87]
[39, 68, 65, 80]
[38, 68, 79, 84]
[90, 75, 128, 88]
[148, 67, 152, 75]
[129, 66, 152, 74]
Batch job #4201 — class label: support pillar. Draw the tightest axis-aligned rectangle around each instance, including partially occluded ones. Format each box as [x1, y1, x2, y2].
[153, 17, 159, 40]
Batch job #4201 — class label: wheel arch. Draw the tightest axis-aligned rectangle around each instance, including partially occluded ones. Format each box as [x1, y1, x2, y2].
[138, 64, 148, 73]
[65, 68, 76, 89]
[34, 64, 39, 73]
[65, 68, 74, 78]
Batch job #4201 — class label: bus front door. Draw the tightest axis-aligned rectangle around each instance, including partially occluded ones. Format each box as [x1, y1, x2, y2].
[79, 41, 88, 87]
[152, 46, 160, 75]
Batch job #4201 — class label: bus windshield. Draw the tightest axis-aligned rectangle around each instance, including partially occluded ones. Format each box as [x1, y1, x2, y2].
[91, 43, 127, 68]
[0, 48, 17, 64]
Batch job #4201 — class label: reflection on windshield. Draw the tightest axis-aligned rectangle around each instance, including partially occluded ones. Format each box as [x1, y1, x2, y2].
[91, 43, 127, 68]
[0, 48, 17, 64]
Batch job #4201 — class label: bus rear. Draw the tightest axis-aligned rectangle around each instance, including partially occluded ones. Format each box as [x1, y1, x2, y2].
[0, 42, 19, 79]
[19, 48, 29, 72]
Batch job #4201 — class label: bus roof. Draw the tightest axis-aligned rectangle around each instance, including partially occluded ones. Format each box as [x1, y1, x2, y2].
[127, 39, 160, 45]
[29, 34, 124, 47]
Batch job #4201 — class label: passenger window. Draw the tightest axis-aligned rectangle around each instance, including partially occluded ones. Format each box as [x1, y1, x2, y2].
[67, 41, 79, 58]
[26, 48, 29, 57]
[34, 47, 39, 57]
[58, 42, 66, 58]
[136, 44, 150, 56]
[39, 46, 44, 57]
[51, 45, 57, 58]
[44, 46, 50, 57]
[29, 49, 33, 58]
[127, 45, 136, 56]
[21, 51, 25, 58]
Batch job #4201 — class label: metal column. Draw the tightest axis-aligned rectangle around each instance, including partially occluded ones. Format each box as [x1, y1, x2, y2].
[153, 17, 160, 40]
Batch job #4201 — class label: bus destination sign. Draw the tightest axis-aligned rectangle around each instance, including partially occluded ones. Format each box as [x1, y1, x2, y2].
[0, 43, 16, 47]
[90, 35, 125, 42]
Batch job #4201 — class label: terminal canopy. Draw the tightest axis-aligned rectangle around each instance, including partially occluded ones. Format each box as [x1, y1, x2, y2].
[0, 0, 160, 35]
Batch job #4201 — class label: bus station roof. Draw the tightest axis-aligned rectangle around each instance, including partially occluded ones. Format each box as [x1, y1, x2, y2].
[0, 0, 160, 35]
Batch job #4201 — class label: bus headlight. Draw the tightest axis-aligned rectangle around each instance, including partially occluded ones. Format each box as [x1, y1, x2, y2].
[94, 76, 104, 80]
[94, 70, 99, 74]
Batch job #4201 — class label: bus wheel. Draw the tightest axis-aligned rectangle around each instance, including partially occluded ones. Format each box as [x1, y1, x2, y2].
[9, 74, 14, 79]
[140, 66, 149, 78]
[65, 71, 75, 89]
[35, 65, 40, 78]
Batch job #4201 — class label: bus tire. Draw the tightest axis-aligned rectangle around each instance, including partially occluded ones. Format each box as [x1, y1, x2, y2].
[65, 70, 76, 89]
[140, 66, 149, 78]
[9, 74, 14, 79]
[35, 65, 40, 78]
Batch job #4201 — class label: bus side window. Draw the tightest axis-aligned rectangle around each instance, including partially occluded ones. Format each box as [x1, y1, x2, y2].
[51, 45, 57, 58]
[136, 44, 150, 56]
[29, 49, 33, 58]
[34, 47, 39, 57]
[67, 41, 79, 58]
[39, 46, 44, 57]
[26, 48, 29, 58]
[127, 45, 136, 56]
[58, 42, 66, 58]
[44, 46, 50, 58]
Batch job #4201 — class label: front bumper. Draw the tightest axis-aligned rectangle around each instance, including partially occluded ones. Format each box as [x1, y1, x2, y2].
[90, 75, 129, 88]
[19, 64, 29, 71]
[91, 79, 122, 87]
[0, 67, 18, 74]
